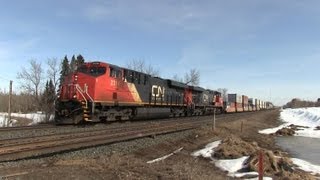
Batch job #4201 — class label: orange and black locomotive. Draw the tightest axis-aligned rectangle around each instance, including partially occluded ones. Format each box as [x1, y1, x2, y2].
[55, 61, 224, 124]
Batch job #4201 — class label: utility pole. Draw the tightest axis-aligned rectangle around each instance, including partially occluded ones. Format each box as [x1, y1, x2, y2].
[8, 80, 12, 125]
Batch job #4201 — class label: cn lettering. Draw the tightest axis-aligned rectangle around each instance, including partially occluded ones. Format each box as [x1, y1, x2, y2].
[152, 85, 165, 97]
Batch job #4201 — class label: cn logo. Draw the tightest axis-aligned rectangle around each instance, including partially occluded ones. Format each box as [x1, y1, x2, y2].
[152, 85, 165, 97]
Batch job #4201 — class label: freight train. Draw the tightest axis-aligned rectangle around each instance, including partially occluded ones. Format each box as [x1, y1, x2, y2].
[55, 61, 272, 124]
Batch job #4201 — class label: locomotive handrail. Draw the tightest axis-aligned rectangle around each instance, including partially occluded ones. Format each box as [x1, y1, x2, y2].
[84, 84, 95, 114]
[75, 84, 88, 108]
[75, 84, 95, 115]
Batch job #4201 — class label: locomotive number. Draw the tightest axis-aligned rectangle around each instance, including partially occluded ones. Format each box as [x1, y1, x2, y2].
[152, 85, 165, 97]
[111, 80, 116, 87]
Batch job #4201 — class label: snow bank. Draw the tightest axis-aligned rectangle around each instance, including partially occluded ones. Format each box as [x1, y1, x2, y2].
[191, 141, 271, 179]
[259, 107, 320, 175]
[259, 107, 320, 138]
[0, 114, 6, 127]
[281, 107, 320, 127]
[0, 112, 54, 126]
[0, 114, 14, 127]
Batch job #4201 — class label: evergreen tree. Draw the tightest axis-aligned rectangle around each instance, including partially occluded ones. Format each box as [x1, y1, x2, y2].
[59, 55, 70, 88]
[42, 79, 56, 122]
[70, 55, 77, 73]
[76, 54, 85, 69]
[41, 81, 49, 110]
[48, 79, 55, 103]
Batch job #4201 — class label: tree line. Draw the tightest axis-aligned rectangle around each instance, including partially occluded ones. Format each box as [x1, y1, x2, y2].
[283, 98, 320, 109]
[0, 55, 85, 119]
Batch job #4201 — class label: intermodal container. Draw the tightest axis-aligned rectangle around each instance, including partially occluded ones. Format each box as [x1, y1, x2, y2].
[249, 98, 255, 111]
[242, 95, 249, 104]
[255, 99, 260, 110]
[259, 100, 262, 109]
[249, 98, 256, 105]
[236, 103, 243, 112]
[242, 95, 249, 111]
[228, 94, 242, 103]
[260, 101, 264, 109]
[226, 102, 236, 113]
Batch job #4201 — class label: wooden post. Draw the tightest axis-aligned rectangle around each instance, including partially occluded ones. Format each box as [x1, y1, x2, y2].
[213, 108, 216, 131]
[241, 121, 243, 133]
[8, 80, 13, 125]
[258, 150, 264, 180]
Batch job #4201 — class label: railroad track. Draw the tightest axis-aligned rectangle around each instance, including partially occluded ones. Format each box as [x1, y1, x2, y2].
[0, 118, 213, 162]
[0, 110, 271, 162]
[0, 111, 254, 132]
[0, 124, 57, 132]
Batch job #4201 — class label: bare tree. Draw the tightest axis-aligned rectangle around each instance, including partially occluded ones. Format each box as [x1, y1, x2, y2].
[17, 59, 43, 107]
[184, 68, 200, 86]
[47, 58, 60, 92]
[217, 88, 228, 101]
[172, 74, 183, 82]
[145, 64, 160, 77]
[126, 59, 160, 76]
[127, 59, 144, 72]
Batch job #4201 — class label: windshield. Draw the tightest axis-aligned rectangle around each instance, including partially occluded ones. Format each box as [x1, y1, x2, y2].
[78, 66, 106, 77]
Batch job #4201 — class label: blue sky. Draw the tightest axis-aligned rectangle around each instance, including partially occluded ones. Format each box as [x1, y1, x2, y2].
[0, 0, 319, 105]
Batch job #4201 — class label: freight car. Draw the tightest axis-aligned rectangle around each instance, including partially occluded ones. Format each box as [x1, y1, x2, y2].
[55, 61, 224, 124]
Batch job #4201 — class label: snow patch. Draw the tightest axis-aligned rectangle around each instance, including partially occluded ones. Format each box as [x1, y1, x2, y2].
[292, 158, 320, 175]
[214, 156, 248, 173]
[191, 140, 221, 158]
[259, 107, 320, 138]
[192, 141, 271, 179]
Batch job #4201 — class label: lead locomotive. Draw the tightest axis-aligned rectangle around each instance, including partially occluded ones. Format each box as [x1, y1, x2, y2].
[55, 61, 223, 124]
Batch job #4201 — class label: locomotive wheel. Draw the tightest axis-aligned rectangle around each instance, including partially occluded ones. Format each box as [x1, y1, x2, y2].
[73, 114, 84, 124]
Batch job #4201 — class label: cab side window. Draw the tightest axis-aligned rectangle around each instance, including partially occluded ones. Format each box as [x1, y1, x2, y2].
[109, 67, 121, 78]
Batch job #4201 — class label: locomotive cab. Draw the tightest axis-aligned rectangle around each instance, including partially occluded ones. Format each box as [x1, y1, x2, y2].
[56, 61, 146, 124]
[56, 62, 109, 124]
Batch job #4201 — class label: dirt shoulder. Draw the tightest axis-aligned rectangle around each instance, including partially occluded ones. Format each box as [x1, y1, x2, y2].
[0, 109, 314, 179]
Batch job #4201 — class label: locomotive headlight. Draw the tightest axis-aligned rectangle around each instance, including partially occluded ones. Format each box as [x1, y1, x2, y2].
[74, 75, 78, 81]
[73, 94, 77, 99]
